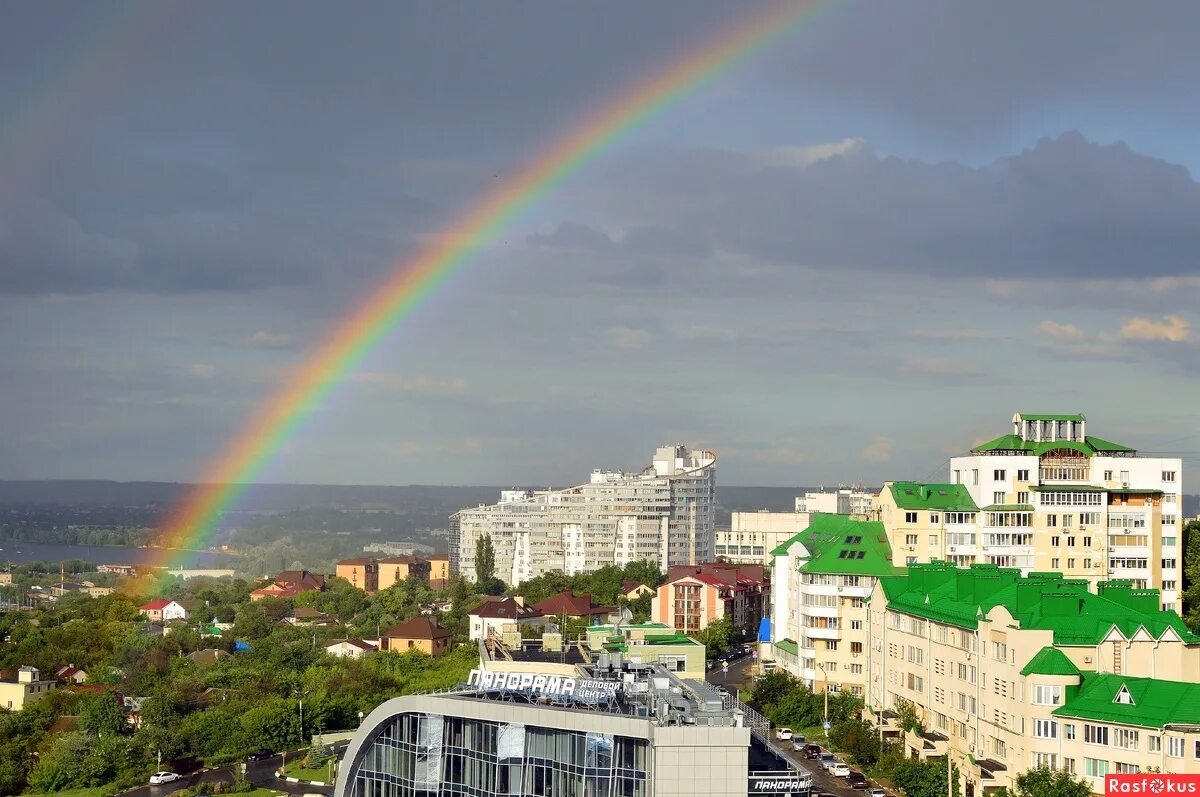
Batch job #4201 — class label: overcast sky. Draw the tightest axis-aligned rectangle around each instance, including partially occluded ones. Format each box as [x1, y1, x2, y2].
[3, 1, 1199, 488]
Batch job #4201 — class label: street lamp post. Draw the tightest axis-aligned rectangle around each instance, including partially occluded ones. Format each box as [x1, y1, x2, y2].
[815, 664, 830, 733]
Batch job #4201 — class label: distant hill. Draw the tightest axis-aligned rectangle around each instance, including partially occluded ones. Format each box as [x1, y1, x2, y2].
[1, 480, 1193, 526]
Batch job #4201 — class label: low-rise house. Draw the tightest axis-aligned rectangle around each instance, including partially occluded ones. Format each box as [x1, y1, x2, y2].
[381, 617, 452, 656]
[324, 639, 377, 658]
[186, 648, 231, 666]
[622, 580, 654, 600]
[531, 591, 618, 625]
[138, 598, 172, 621]
[54, 664, 88, 684]
[168, 599, 205, 620]
[0, 572, 12, 585]
[249, 570, 326, 601]
[49, 581, 85, 598]
[0, 666, 57, 710]
[98, 564, 137, 576]
[84, 585, 114, 598]
[468, 597, 544, 641]
[285, 606, 335, 626]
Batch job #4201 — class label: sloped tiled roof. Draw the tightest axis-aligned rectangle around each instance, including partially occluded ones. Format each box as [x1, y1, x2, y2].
[889, 482, 978, 512]
[532, 591, 615, 617]
[1020, 646, 1081, 677]
[1053, 673, 1200, 729]
[471, 597, 541, 620]
[384, 616, 452, 640]
[880, 562, 1199, 645]
[139, 599, 171, 611]
[771, 514, 901, 577]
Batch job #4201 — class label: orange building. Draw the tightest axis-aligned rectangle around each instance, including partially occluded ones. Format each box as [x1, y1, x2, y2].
[650, 563, 768, 638]
[376, 556, 431, 591]
[381, 617, 452, 656]
[336, 558, 379, 593]
[426, 554, 450, 590]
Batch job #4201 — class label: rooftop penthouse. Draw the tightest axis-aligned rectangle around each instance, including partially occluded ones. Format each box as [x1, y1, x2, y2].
[879, 561, 1196, 645]
[970, 411, 1136, 457]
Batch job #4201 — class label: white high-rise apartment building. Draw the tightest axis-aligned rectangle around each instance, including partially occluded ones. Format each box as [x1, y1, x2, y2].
[949, 412, 1182, 611]
[795, 488, 875, 516]
[452, 446, 716, 586]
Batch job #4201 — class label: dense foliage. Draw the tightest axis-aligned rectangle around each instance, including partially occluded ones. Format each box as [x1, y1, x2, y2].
[997, 767, 1093, 797]
[512, 562, 664, 609]
[0, 568, 478, 795]
[748, 670, 863, 729]
[1182, 520, 1200, 631]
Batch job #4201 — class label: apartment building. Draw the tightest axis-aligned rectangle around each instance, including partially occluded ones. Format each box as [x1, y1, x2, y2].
[765, 514, 900, 696]
[335, 555, 436, 594]
[716, 510, 811, 565]
[868, 562, 1200, 796]
[452, 446, 716, 585]
[650, 563, 768, 638]
[875, 413, 1182, 611]
[795, 488, 875, 516]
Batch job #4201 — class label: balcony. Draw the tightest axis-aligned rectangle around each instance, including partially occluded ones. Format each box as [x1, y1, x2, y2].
[805, 626, 841, 640]
[904, 729, 949, 761]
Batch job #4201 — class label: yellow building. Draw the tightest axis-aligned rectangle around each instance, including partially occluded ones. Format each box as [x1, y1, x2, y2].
[377, 556, 432, 591]
[381, 616, 452, 657]
[335, 557, 379, 593]
[868, 562, 1200, 796]
[0, 666, 56, 711]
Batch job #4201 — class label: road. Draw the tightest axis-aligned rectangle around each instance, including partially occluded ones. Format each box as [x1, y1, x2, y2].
[119, 744, 347, 797]
[705, 656, 881, 797]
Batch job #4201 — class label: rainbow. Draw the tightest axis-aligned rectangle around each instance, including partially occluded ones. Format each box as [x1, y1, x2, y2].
[151, 2, 827, 572]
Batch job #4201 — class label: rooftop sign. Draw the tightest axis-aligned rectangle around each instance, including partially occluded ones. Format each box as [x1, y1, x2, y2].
[749, 770, 812, 794]
[466, 669, 620, 703]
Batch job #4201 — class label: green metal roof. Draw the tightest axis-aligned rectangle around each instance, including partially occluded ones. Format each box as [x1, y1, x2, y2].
[1085, 436, 1135, 453]
[981, 504, 1033, 512]
[889, 482, 978, 512]
[1053, 673, 1200, 729]
[1018, 413, 1086, 422]
[879, 562, 1199, 644]
[777, 513, 903, 577]
[971, 433, 1135, 457]
[774, 638, 799, 656]
[1020, 646, 1081, 677]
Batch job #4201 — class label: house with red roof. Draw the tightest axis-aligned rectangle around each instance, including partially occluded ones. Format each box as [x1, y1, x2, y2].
[138, 598, 172, 622]
[651, 563, 768, 637]
[249, 570, 326, 601]
[468, 597, 544, 641]
[530, 591, 618, 625]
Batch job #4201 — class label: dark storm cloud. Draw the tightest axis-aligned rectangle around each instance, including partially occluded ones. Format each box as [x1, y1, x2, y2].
[787, 0, 1200, 142]
[572, 132, 1200, 279]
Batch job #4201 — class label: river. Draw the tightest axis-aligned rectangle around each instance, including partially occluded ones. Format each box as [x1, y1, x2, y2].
[0, 541, 229, 568]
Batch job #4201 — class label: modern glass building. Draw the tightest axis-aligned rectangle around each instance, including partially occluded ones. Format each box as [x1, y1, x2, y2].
[336, 662, 808, 797]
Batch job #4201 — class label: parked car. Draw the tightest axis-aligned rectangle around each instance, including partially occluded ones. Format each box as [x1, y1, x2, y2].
[149, 771, 183, 785]
[831, 763, 851, 778]
[869, 788, 888, 797]
[791, 736, 808, 751]
[804, 744, 822, 759]
[848, 771, 868, 789]
[819, 753, 837, 770]
[776, 727, 793, 740]
[246, 749, 273, 761]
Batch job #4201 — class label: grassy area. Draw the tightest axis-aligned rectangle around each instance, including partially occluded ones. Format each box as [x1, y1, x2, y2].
[22, 788, 114, 797]
[283, 756, 334, 783]
[239, 790, 287, 797]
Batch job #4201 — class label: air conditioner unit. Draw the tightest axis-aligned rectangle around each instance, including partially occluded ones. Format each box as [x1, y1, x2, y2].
[949, 546, 957, 553]
[1084, 656, 1093, 664]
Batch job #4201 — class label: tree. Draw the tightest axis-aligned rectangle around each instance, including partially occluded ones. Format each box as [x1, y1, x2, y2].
[1182, 520, 1200, 630]
[80, 691, 126, 737]
[475, 534, 500, 593]
[893, 696, 925, 734]
[829, 718, 881, 766]
[695, 616, 734, 658]
[1004, 767, 1093, 797]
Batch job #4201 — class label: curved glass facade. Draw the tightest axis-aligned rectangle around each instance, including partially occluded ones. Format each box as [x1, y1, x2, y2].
[349, 711, 648, 797]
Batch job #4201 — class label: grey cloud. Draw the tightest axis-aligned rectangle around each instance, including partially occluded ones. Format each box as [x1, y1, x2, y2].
[576, 132, 1200, 280]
